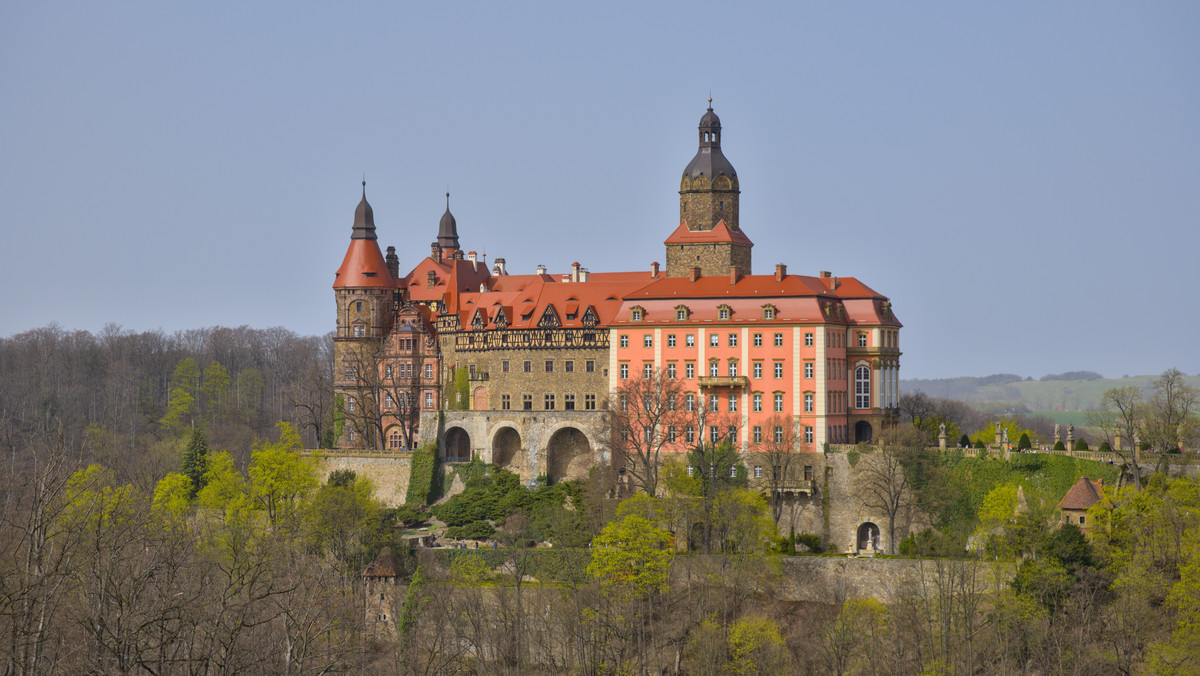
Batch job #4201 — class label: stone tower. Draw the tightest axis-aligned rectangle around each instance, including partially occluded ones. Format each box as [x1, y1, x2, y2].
[665, 103, 753, 277]
[333, 182, 396, 448]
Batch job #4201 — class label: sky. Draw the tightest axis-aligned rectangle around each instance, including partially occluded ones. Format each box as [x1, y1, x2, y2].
[1, 2, 1197, 379]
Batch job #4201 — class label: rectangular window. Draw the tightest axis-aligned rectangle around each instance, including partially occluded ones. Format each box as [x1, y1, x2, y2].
[425, 392, 433, 408]
[686, 334, 696, 347]
[425, 364, 433, 379]
[805, 332, 814, 347]
[753, 426, 762, 443]
[668, 426, 677, 443]
[710, 334, 720, 347]
[620, 335, 629, 348]
[523, 394, 532, 410]
[774, 426, 784, 443]
[619, 395, 629, 411]
[620, 364, 629, 379]
[686, 426, 696, 443]
[858, 333, 868, 347]
[753, 362, 762, 379]
[753, 393, 762, 412]
[502, 360, 510, 373]
[709, 394, 719, 412]
[710, 426, 720, 443]
[667, 363, 677, 379]
[710, 362, 720, 377]
[523, 360, 532, 373]
[346, 397, 356, 411]
[804, 466, 813, 482]
[385, 364, 393, 379]
[565, 360, 574, 373]
[667, 395, 676, 411]
[585, 394, 596, 410]
[686, 394, 695, 412]
[564, 394, 575, 410]
[753, 333, 762, 347]
[729, 426, 738, 444]
[774, 333, 783, 347]
[643, 363, 654, 378]
[385, 393, 394, 408]
[729, 464, 737, 478]
[545, 394, 555, 410]
[501, 394, 511, 410]
[545, 360, 554, 372]
[774, 363, 783, 378]
[667, 334, 677, 347]
[754, 465, 762, 478]
[805, 362, 814, 379]
[728, 394, 737, 412]
[804, 394, 813, 412]
[805, 426, 814, 443]
[686, 363, 695, 379]
[728, 362, 738, 377]
[644, 335, 653, 348]
[468, 364, 476, 378]
[728, 334, 738, 347]
[774, 394, 784, 412]
[586, 360, 595, 372]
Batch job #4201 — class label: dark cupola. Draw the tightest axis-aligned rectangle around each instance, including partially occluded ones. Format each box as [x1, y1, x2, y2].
[351, 181, 377, 241]
[437, 192, 460, 251]
[679, 100, 741, 234]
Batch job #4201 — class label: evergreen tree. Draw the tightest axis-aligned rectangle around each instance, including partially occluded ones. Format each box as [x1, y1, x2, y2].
[1017, 432, 1032, 450]
[180, 427, 210, 498]
[958, 434, 971, 448]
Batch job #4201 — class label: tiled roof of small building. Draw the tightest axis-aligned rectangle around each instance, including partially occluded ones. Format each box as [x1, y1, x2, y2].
[1058, 476, 1108, 511]
[362, 546, 402, 578]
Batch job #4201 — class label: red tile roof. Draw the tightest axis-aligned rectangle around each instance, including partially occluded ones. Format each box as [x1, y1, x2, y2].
[362, 546, 402, 578]
[333, 240, 394, 289]
[663, 220, 754, 246]
[1058, 476, 1108, 511]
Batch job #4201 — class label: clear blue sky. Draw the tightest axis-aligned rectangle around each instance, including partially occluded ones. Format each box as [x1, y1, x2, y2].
[2, 2, 1196, 379]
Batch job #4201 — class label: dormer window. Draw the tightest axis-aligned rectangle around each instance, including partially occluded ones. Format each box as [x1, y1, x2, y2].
[675, 305, 691, 321]
[631, 306, 646, 322]
[762, 304, 777, 320]
[717, 305, 732, 321]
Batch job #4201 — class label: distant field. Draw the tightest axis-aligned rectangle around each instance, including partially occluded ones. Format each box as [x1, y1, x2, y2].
[1030, 410, 1093, 426]
[902, 374, 1200, 412]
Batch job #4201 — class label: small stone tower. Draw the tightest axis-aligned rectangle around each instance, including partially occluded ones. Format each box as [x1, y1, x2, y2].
[333, 182, 396, 448]
[665, 102, 753, 277]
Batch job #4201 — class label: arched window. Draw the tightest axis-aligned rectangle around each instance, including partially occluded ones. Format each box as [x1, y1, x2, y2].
[388, 429, 403, 450]
[855, 366, 871, 409]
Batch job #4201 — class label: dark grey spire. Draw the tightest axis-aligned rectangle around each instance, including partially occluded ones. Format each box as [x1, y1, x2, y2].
[683, 100, 738, 181]
[437, 192, 459, 250]
[351, 180, 377, 241]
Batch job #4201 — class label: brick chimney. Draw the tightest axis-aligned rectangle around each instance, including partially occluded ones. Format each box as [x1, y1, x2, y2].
[775, 263, 787, 282]
[689, 267, 701, 282]
[651, 261, 659, 277]
[431, 242, 442, 262]
[730, 266, 741, 285]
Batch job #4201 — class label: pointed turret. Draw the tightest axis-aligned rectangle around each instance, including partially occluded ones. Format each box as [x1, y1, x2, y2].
[437, 192, 460, 252]
[335, 182, 393, 289]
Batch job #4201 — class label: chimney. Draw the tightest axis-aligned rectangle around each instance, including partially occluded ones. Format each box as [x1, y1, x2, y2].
[689, 267, 701, 282]
[730, 266, 741, 285]
[431, 242, 442, 262]
[651, 261, 659, 277]
[467, 251, 477, 264]
[819, 270, 831, 278]
[536, 264, 547, 276]
[571, 261, 581, 282]
[386, 246, 400, 278]
[426, 270, 436, 289]
[493, 257, 507, 275]
[775, 263, 786, 282]
[579, 268, 589, 282]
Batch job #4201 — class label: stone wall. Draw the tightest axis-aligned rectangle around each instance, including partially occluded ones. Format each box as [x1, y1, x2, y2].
[665, 241, 753, 278]
[777, 556, 1012, 605]
[439, 340, 610, 413]
[318, 453, 413, 506]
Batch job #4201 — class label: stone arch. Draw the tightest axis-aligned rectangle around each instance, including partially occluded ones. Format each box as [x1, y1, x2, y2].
[857, 522, 881, 552]
[713, 175, 732, 190]
[545, 426, 592, 484]
[491, 426, 523, 474]
[444, 427, 471, 463]
[854, 420, 873, 444]
[384, 425, 405, 451]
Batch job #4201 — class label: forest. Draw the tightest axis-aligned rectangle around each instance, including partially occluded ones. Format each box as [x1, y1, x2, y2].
[2, 325, 1198, 674]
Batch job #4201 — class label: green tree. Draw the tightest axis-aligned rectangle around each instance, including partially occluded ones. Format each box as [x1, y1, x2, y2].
[152, 472, 193, 521]
[248, 422, 319, 526]
[201, 360, 231, 420]
[727, 615, 789, 674]
[587, 512, 673, 601]
[159, 387, 195, 437]
[180, 427, 210, 498]
[1017, 432, 1032, 450]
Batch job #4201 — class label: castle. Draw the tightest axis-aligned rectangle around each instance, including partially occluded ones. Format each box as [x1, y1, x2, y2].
[332, 104, 901, 483]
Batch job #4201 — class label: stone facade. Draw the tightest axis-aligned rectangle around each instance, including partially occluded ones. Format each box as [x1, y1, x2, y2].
[665, 240, 753, 279]
[439, 337, 610, 414]
[318, 453, 413, 506]
[679, 175, 740, 233]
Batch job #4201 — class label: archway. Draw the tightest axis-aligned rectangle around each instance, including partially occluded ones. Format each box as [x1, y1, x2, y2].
[854, 421, 873, 444]
[472, 386, 488, 410]
[444, 427, 471, 463]
[492, 427, 523, 474]
[545, 427, 591, 484]
[857, 522, 880, 552]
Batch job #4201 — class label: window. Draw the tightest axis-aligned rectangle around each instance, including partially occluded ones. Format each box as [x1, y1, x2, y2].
[632, 308, 643, 321]
[644, 335, 653, 348]
[753, 393, 762, 412]
[686, 426, 696, 443]
[619, 395, 629, 411]
[728, 394, 737, 412]
[502, 360, 510, 373]
[523, 360, 532, 373]
[348, 430, 355, 441]
[545, 394, 555, 410]
[585, 394, 596, 410]
[565, 360, 574, 373]
[728, 362, 738, 377]
[468, 364, 477, 378]
[804, 332, 814, 347]
[544, 360, 553, 373]
[620, 335, 629, 348]
[355, 301, 363, 312]
[774, 333, 783, 347]
[643, 363, 654, 378]
[676, 309, 687, 320]
[753, 333, 762, 347]
[805, 426, 814, 443]
[686, 334, 696, 347]
[686, 465, 694, 477]
[855, 366, 871, 408]
[501, 394, 510, 410]
[764, 307, 775, 319]
[346, 397, 356, 411]
[729, 464, 737, 478]
[385, 393, 394, 409]
[385, 364, 393, 379]
[1079, 515, 1086, 525]
[754, 465, 762, 478]
[805, 363, 814, 379]
[804, 394, 813, 412]
[523, 394, 533, 410]
[668, 426, 677, 443]
[710, 334, 720, 347]
[753, 362, 762, 379]
[667, 395, 676, 411]
[774, 363, 783, 378]
[668, 334, 676, 347]
[620, 364, 629, 379]
[353, 325, 365, 337]
[686, 363, 695, 379]
[564, 394, 575, 410]
[425, 364, 433, 379]
[686, 394, 695, 412]
[858, 333, 868, 348]
[710, 362, 720, 377]
[774, 426, 784, 443]
[710, 426, 720, 443]
[425, 392, 433, 408]
[586, 360, 595, 372]
[728, 334, 738, 347]
[667, 363, 677, 379]
[774, 394, 784, 412]
[719, 308, 730, 320]
[804, 466, 813, 481]
[709, 394, 719, 412]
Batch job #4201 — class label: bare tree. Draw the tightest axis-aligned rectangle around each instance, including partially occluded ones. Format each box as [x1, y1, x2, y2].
[338, 339, 425, 451]
[1143, 368, 1198, 455]
[855, 425, 924, 554]
[607, 370, 696, 496]
[756, 413, 798, 524]
[1095, 385, 1145, 488]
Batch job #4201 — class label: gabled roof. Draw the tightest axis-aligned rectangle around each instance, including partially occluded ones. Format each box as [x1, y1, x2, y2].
[362, 546, 402, 578]
[1058, 477, 1108, 511]
[664, 220, 753, 246]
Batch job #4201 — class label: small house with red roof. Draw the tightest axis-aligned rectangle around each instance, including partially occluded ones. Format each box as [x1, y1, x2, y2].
[1057, 477, 1109, 532]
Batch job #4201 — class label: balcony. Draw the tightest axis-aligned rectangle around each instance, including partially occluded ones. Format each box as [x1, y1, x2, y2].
[698, 375, 748, 389]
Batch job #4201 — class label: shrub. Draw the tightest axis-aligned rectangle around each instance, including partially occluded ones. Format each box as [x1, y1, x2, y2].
[958, 434, 971, 448]
[794, 532, 823, 554]
[1053, 441, 1066, 451]
[1074, 438, 1089, 451]
[393, 503, 429, 527]
[446, 519, 495, 540]
[973, 439, 986, 449]
[1017, 432, 1032, 450]
[1098, 441, 1112, 453]
[328, 469, 356, 487]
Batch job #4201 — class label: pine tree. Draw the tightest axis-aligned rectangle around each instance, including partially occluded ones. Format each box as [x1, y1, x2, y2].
[181, 427, 211, 498]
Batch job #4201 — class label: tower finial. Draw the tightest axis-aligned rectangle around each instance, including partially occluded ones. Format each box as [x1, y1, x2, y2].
[708, 91, 712, 108]
[446, 191, 450, 209]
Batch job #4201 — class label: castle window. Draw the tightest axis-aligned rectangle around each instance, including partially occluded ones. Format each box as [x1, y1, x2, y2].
[718, 308, 730, 320]
[855, 366, 871, 408]
[501, 394, 510, 410]
[774, 394, 784, 412]
[754, 333, 762, 347]
[774, 363, 783, 378]
[523, 394, 532, 410]
[620, 395, 628, 412]
[586, 360, 595, 372]
[353, 325, 365, 337]
[620, 364, 629, 379]
[631, 307, 644, 321]
[805, 363, 814, 379]
[728, 334, 738, 347]
[754, 464, 762, 477]
[858, 333, 868, 348]
[469, 364, 476, 378]
[710, 334, 719, 347]
[677, 309, 686, 321]
[686, 334, 696, 347]
[668, 334, 676, 347]
[686, 363, 695, 379]
[565, 360, 574, 373]
[523, 360, 532, 373]
[709, 395, 719, 412]
[667, 363, 676, 379]
[728, 394, 737, 412]
[709, 362, 719, 377]
[385, 393, 394, 409]
[804, 394, 813, 413]
[545, 360, 553, 373]
[620, 335, 629, 348]
[763, 306, 775, 320]
[728, 427, 737, 445]
[425, 364, 433, 379]
[502, 360, 510, 373]
[728, 361, 737, 377]
[644, 335, 652, 348]
[805, 426, 814, 444]
[668, 426, 677, 443]
[754, 363, 763, 379]
[775, 427, 785, 444]
[710, 426, 720, 444]
[565, 394, 575, 410]
[805, 333, 813, 347]
[355, 301, 363, 312]
[805, 466, 813, 481]
[753, 393, 762, 412]
[346, 397, 356, 411]
[753, 427, 763, 444]
[774, 333, 783, 347]
[585, 394, 596, 410]
[425, 392, 433, 408]
[686, 394, 695, 412]
[385, 365, 393, 379]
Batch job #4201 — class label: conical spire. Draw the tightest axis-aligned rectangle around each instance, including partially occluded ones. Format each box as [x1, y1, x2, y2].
[437, 192, 460, 250]
[351, 180, 377, 241]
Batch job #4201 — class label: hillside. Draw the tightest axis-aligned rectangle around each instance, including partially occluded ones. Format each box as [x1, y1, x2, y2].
[901, 372, 1200, 412]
